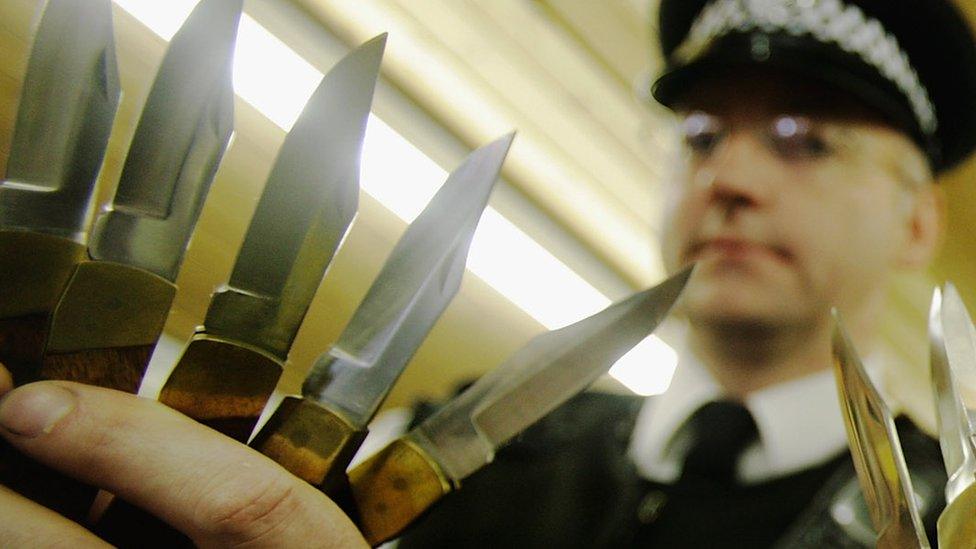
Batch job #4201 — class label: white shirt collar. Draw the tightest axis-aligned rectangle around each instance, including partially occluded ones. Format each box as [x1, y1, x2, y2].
[627, 350, 849, 484]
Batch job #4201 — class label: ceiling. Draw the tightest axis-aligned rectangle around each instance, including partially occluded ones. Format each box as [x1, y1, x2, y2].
[2, 0, 976, 417]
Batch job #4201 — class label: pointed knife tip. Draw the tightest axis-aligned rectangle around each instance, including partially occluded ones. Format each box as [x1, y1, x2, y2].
[651, 263, 696, 301]
[367, 32, 390, 48]
[177, 0, 243, 46]
[943, 281, 963, 309]
[487, 131, 517, 155]
[676, 262, 696, 284]
[461, 133, 516, 176]
[829, 308, 850, 359]
[353, 33, 389, 68]
[942, 281, 975, 328]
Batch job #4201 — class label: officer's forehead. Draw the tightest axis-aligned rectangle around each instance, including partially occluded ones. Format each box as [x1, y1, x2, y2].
[673, 68, 886, 123]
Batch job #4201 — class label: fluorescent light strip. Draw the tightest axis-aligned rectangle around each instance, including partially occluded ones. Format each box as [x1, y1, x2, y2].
[112, 0, 198, 40]
[112, 0, 677, 395]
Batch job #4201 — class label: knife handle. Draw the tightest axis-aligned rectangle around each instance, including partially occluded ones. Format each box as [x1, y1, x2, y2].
[249, 396, 367, 497]
[0, 231, 86, 384]
[938, 483, 976, 548]
[158, 334, 283, 443]
[41, 260, 175, 392]
[0, 233, 99, 522]
[347, 437, 454, 546]
[40, 346, 155, 394]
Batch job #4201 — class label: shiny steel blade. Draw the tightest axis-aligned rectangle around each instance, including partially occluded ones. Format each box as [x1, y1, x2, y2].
[0, 0, 119, 241]
[301, 133, 516, 427]
[413, 267, 692, 483]
[89, 0, 241, 281]
[931, 284, 976, 504]
[201, 35, 386, 359]
[831, 311, 929, 548]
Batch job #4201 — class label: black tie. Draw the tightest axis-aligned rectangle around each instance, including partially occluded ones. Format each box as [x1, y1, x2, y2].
[679, 400, 758, 485]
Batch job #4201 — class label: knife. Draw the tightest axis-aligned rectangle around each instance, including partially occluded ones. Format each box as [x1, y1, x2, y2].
[157, 35, 386, 444]
[0, 0, 120, 522]
[248, 133, 515, 497]
[0, 0, 120, 386]
[928, 284, 976, 547]
[40, 0, 241, 394]
[831, 310, 930, 549]
[347, 267, 692, 545]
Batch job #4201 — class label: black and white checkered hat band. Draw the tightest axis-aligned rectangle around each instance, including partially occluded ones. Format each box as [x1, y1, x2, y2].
[673, 0, 937, 135]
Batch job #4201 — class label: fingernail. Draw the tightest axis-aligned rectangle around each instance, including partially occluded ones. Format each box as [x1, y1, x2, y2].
[0, 383, 75, 438]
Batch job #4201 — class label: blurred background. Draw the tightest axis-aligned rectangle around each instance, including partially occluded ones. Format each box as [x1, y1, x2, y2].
[0, 0, 974, 420]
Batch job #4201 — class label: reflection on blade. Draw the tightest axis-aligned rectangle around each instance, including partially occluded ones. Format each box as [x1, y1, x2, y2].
[421, 266, 692, 482]
[831, 311, 929, 549]
[930, 285, 976, 504]
[302, 133, 516, 429]
[0, 0, 119, 241]
[89, 0, 241, 281]
[203, 34, 386, 357]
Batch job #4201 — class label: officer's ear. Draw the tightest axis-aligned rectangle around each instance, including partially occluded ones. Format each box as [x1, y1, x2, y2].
[895, 181, 944, 270]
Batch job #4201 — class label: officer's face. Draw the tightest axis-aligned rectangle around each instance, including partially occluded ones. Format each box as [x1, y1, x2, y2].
[660, 71, 932, 330]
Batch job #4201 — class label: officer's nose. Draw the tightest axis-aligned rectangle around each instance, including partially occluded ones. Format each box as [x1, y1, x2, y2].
[699, 131, 775, 217]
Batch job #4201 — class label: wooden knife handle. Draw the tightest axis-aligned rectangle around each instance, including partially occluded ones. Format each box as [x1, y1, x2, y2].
[938, 483, 976, 549]
[249, 396, 368, 497]
[347, 437, 454, 546]
[158, 335, 283, 443]
[34, 260, 176, 393]
[40, 345, 155, 394]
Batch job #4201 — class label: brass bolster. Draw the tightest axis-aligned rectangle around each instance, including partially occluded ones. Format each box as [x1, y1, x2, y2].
[0, 230, 86, 318]
[938, 483, 976, 549]
[46, 261, 175, 352]
[348, 437, 453, 546]
[249, 396, 367, 496]
[159, 334, 284, 443]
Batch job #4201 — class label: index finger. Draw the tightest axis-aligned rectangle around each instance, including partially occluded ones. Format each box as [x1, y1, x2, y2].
[0, 381, 367, 548]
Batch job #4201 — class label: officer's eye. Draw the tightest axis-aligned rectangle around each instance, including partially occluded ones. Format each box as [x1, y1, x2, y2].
[680, 112, 725, 156]
[765, 115, 832, 160]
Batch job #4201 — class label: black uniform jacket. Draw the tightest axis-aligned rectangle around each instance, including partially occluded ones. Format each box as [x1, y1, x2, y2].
[397, 392, 947, 548]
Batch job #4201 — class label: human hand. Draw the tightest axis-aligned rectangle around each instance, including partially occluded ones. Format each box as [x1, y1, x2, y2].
[0, 363, 368, 548]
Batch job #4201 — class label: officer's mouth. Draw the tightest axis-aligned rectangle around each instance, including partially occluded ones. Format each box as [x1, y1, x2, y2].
[685, 238, 794, 265]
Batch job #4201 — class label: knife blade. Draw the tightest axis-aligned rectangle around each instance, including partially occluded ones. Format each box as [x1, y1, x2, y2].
[248, 133, 515, 497]
[39, 0, 241, 393]
[0, 0, 120, 385]
[929, 284, 976, 547]
[831, 310, 930, 549]
[157, 35, 386, 444]
[347, 266, 692, 546]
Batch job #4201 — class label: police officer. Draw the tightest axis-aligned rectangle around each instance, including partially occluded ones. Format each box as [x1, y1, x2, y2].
[396, 0, 976, 546]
